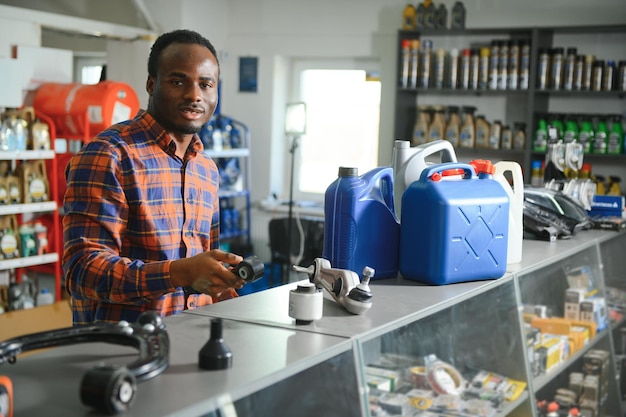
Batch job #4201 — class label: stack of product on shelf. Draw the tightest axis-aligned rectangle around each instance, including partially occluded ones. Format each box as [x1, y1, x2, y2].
[402, 1, 466, 31]
[0, 108, 52, 262]
[535, 349, 611, 417]
[399, 35, 531, 92]
[536, 45, 626, 92]
[533, 113, 624, 156]
[531, 112, 626, 229]
[366, 353, 525, 416]
[412, 104, 526, 150]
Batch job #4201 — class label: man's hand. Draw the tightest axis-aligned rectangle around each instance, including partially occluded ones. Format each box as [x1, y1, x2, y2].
[170, 250, 245, 298]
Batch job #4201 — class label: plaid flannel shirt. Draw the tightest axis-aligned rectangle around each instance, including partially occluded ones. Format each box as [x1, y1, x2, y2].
[63, 110, 236, 325]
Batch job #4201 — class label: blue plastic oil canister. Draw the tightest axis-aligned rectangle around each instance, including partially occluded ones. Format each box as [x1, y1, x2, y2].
[399, 162, 509, 285]
[323, 166, 399, 279]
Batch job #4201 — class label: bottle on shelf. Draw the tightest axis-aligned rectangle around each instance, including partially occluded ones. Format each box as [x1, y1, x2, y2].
[469, 48, 480, 90]
[412, 105, 431, 146]
[427, 106, 446, 142]
[474, 114, 490, 148]
[399, 39, 411, 88]
[36, 288, 54, 306]
[508, 40, 519, 90]
[603, 60, 616, 91]
[551, 47, 564, 90]
[459, 106, 476, 148]
[448, 48, 459, 89]
[415, 2, 426, 29]
[423, 0, 436, 29]
[444, 106, 461, 147]
[549, 114, 564, 141]
[607, 114, 623, 155]
[460, 48, 471, 89]
[591, 116, 608, 154]
[501, 124, 513, 150]
[564, 47, 577, 91]
[489, 119, 502, 149]
[563, 115, 579, 143]
[479, 47, 490, 90]
[591, 60, 604, 92]
[450, 1, 466, 29]
[420, 39, 433, 88]
[537, 48, 550, 90]
[435, 4, 447, 29]
[512, 122, 526, 150]
[533, 114, 548, 153]
[488, 40, 500, 90]
[498, 40, 509, 90]
[574, 54, 585, 91]
[531, 160, 544, 187]
[434, 48, 446, 89]
[582, 54, 595, 90]
[519, 39, 531, 90]
[409, 39, 420, 88]
[578, 115, 595, 154]
[619, 60, 626, 92]
[402, 4, 416, 30]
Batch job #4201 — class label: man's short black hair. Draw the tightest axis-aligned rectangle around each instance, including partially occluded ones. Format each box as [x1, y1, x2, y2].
[148, 29, 219, 77]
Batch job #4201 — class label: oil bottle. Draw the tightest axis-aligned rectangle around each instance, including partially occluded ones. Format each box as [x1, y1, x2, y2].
[459, 106, 476, 148]
[445, 106, 461, 147]
[607, 114, 623, 155]
[450, 1, 466, 29]
[435, 4, 447, 29]
[513, 122, 526, 150]
[323, 167, 399, 279]
[412, 105, 431, 146]
[578, 115, 595, 153]
[489, 119, 502, 149]
[563, 115, 579, 143]
[415, 1, 426, 29]
[428, 106, 446, 142]
[423, 0, 437, 29]
[592, 116, 608, 154]
[501, 125, 513, 149]
[402, 4, 416, 29]
[474, 114, 490, 148]
[533, 114, 548, 153]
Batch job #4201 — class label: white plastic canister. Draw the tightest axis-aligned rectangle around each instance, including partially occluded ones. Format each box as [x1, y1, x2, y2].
[494, 161, 524, 264]
[391, 139, 457, 218]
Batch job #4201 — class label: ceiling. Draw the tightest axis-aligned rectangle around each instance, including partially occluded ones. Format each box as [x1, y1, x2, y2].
[0, 0, 154, 30]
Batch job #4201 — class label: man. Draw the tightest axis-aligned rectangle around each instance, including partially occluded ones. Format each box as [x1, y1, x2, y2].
[63, 29, 245, 325]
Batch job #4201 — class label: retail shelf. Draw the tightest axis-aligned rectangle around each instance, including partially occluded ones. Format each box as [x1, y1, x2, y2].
[0, 253, 59, 271]
[0, 201, 57, 216]
[0, 149, 55, 160]
[204, 148, 250, 158]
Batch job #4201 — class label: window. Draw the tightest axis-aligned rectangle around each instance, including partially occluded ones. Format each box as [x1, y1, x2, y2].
[289, 60, 381, 202]
[73, 54, 106, 84]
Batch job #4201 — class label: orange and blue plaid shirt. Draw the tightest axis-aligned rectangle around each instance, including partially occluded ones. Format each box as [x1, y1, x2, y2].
[63, 110, 237, 325]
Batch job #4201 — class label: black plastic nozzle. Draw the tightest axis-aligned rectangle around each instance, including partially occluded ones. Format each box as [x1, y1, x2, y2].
[198, 318, 232, 370]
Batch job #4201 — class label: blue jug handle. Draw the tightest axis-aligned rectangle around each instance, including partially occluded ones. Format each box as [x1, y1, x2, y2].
[361, 167, 395, 212]
[419, 162, 477, 182]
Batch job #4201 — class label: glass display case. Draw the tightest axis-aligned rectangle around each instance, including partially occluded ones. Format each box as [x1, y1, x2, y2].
[1, 230, 624, 416]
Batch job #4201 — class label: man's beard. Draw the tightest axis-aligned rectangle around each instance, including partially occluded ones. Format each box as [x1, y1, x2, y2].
[159, 117, 203, 135]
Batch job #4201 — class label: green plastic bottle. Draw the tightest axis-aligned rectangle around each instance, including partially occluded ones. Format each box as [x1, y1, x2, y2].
[607, 114, 624, 155]
[592, 116, 608, 154]
[549, 114, 564, 141]
[533, 114, 548, 152]
[578, 115, 595, 153]
[563, 115, 579, 143]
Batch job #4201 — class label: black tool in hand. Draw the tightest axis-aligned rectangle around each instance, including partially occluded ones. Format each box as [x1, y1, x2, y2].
[232, 256, 265, 283]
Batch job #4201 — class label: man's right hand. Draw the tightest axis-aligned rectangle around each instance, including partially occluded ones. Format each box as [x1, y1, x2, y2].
[170, 249, 245, 298]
